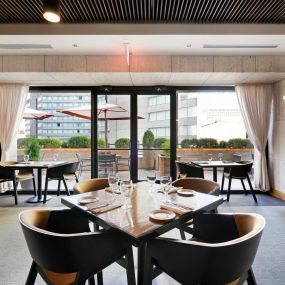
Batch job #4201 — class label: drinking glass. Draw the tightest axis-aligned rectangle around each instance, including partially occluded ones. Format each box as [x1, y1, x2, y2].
[108, 172, 120, 193]
[160, 176, 172, 202]
[121, 180, 133, 209]
[218, 153, 223, 161]
[179, 172, 187, 179]
[52, 153, 58, 161]
[147, 172, 157, 193]
[23, 154, 29, 164]
[208, 153, 213, 161]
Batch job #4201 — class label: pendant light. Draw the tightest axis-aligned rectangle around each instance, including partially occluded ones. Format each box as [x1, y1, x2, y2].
[43, 0, 61, 23]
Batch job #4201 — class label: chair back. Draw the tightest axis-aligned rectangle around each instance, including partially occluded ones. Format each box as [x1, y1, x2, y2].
[46, 162, 78, 179]
[149, 213, 265, 285]
[172, 177, 220, 196]
[0, 162, 16, 179]
[74, 178, 109, 194]
[98, 154, 116, 165]
[175, 161, 204, 178]
[76, 153, 82, 162]
[230, 161, 253, 178]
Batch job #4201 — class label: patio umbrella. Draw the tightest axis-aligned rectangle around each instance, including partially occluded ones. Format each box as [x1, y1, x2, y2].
[57, 104, 143, 146]
[23, 107, 53, 120]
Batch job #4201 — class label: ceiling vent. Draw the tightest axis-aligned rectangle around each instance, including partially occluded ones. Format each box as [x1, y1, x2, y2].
[0, 44, 52, 49]
[203, 44, 279, 49]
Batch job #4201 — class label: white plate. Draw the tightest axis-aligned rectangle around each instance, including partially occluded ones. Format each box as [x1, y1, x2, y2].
[78, 197, 99, 205]
[149, 210, 176, 221]
[177, 189, 196, 197]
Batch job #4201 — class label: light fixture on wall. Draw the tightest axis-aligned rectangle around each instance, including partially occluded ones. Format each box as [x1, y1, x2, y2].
[123, 41, 131, 66]
[43, 0, 61, 23]
[283, 95, 285, 100]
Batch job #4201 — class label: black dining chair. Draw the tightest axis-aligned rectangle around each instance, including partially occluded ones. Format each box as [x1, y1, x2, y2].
[143, 212, 265, 285]
[175, 161, 204, 178]
[98, 154, 117, 177]
[19, 208, 136, 285]
[43, 162, 80, 203]
[221, 161, 257, 203]
[76, 153, 91, 177]
[0, 161, 36, 205]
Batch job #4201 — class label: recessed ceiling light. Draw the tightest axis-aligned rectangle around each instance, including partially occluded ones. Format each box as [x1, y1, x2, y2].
[72, 44, 79, 48]
[43, 0, 61, 23]
[186, 44, 192, 48]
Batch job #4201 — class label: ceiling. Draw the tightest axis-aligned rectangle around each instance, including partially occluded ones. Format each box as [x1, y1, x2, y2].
[1, 0, 285, 24]
[1, 34, 285, 55]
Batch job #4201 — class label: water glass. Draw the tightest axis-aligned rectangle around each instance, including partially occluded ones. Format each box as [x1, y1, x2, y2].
[121, 180, 133, 209]
[208, 153, 213, 161]
[147, 172, 157, 193]
[160, 176, 172, 202]
[108, 172, 120, 193]
[23, 154, 29, 164]
[179, 172, 187, 179]
[52, 153, 58, 161]
[218, 153, 223, 161]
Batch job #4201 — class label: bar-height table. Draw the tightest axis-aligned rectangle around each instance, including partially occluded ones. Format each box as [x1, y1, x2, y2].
[61, 182, 223, 285]
[191, 160, 241, 182]
[4, 161, 69, 203]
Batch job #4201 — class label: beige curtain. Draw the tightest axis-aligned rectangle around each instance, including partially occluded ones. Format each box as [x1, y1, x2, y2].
[235, 84, 273, 191]
[0, 84, 28, 192]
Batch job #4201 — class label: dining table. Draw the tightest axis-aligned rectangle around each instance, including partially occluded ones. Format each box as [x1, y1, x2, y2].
[4, 161, 69, 203]
[61, 181, 223, 285]
[191, 160, 241, 182]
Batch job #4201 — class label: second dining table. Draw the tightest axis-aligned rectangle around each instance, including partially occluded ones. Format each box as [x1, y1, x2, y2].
[62, 181, 223, 285]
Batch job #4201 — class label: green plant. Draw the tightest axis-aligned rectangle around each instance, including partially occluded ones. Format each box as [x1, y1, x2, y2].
[142, 130, 154, 148]
[198, 138, 219, 148]
[219, 140, 228, 148]
[66, 136, 91, 148]
[24, 139, 41, 161]
[61, 141, 69, 148]
[98, 138, 106, 148]
[227, 138, 253, 149]
[153, 137, 168, 148]
[180, 138, 199, 148]
[161, 139, 170, 156]
[39, 138, 62, 148]
[115, 138, 130, 148]
[17, 138, 36, 149]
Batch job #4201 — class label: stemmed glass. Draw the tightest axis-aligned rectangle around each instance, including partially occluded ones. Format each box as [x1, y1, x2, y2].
[121, 180, 133, 209]
[179, 172, 187, 179]
[52, 153, 58, 161]
[208, 153, 213, 161]
[160, 176, 172, 202]
[108, 172, 120, 194]
[218, 153, 223, 161]
[23, 154, 29, 164]
[147, 172, 157, 193]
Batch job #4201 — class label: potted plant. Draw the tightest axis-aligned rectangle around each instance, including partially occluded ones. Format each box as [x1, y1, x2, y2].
[142, 130, 155, 170]
[159, 139, 171, 176]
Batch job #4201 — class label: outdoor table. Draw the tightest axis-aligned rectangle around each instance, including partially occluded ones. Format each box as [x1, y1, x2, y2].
[61, 182, 223, 284]
[4, 161, 69, 203]
[191, 160, 241, 182]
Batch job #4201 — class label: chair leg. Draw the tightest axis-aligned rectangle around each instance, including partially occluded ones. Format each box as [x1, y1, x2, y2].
[12, 178, 18, 205]
[57, 180, 61, 196]
[87, 276, 95, 285]
[97, 271, 103, 285]
[227, 177, 232, 202]
[75, 173, 79, 183]
[247, 267, 257, 285]
[43, 177, 48, 204]
[125, 247, 136, 285]
[221, 174, 225, 195]
[25, 261, 37, 285]
[247, 175, 258, 203]
[241, 179, 248, 195]
[179, 229, 186, 240]
[32, 177, 37, 196]
[143, 245, 153, 285]
[62, 178, 70, 196]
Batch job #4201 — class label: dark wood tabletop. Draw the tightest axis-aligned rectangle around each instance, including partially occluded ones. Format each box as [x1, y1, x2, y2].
[191, 160, 240, 168]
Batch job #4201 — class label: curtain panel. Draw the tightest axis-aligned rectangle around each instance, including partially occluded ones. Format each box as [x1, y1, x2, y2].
[235, 84, 273, 191]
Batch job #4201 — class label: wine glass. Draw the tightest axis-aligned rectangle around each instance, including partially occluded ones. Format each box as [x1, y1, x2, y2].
[218, 153, 223, 161]
[121, 180, 133, 209]
[23, 154, 29, 164]
[108, 172, 120, 193]
[52, 153, 58, 161]
[179, 172, 187, 179]
[208, 153, 213, 161]
[160, 176, 172, 202]
[147, 172, 157, 193]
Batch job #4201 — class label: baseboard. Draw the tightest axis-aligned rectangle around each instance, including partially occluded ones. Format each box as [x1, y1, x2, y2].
[270, 188, 285, 201]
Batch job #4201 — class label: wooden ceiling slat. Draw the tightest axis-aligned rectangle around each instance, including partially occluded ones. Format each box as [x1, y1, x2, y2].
[0, 0, 284, 24]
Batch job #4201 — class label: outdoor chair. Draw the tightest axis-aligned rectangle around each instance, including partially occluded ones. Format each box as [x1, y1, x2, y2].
[172, 178, 220, 239]
[76, 153, 91, 177]
[74, 178, 109, 194]
[221, 161, 257, 203]
[98, 154, 117, 177]
[175, 161, 204, 178]
[43, 162, 80, 203]
[19, 208, 136, 285]
[143, 213, 265, 285]
[0, 161, 36, 205]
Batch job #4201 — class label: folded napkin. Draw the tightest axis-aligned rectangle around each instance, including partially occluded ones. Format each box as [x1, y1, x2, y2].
[87, 201, 123, 214]
[157, 186, 182, 194]
[160, 202, 193, 215]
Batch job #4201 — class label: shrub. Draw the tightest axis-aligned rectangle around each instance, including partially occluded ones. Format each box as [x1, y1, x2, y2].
[142, 130, 154, 148]
[98, 138, 106, 148]
[227, 138, 253, 149]
[25, 139, 41, 161]
[154, 137, 168, 148]
[162, 139, 170, 156]
[17, 138, 35, 149]
[61, 141, 69, 148]
[66, 136, 91, 148]
[39, 138, 62, 148]
[180, 138, 199, 148]
[219, 140, 228, 148]
[115, 138, 130, 148]
[198, 138, 219, 148]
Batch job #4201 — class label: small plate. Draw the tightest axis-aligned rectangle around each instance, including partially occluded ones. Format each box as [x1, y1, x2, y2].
[78, 197, 99, 205]
[177, 189, 196, 197]
[149, 210, 176, 221]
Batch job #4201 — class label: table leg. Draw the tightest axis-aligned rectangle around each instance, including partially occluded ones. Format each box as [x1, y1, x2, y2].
[137, 243, 147, 285]
[26, 168, 52, 203]
[213, 167, 217, 182]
